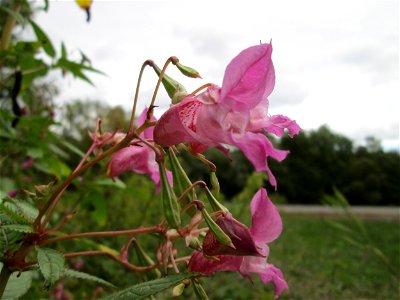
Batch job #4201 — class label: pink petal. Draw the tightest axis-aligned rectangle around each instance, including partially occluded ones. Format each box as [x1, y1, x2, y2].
[188, 251, 243, 274]
[137, 107, 157, 139]
[107, 145, 167, 191]
[220, 43, 275, 112]
[259, 264, 288, 299]
[250, 188, 282, 244]
[229, 132, 288, 188]
[264, 115, 301, 138]
[154, 98, 205, 147]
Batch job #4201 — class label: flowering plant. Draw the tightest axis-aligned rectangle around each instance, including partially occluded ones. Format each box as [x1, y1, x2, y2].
[0, 11, 300, 296]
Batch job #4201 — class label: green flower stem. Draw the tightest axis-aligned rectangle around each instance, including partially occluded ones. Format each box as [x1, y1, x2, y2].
[40, 226, 161, 246]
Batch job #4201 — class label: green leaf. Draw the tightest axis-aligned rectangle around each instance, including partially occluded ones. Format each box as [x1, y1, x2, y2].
[59, 140, 85, 158]
[1, 263, 33, 300]
[102, 273, 199, 300]
[29, 20, 56, 57]
[0, 6, 25, 25]
[63, 269, 116, 288]
[0, 224, 33, 233]
[95, 178, 126, 189]
[36, 247, 65, 288]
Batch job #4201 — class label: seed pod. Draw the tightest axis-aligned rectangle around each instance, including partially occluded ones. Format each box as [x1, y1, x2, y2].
[159, 162, 181, 228]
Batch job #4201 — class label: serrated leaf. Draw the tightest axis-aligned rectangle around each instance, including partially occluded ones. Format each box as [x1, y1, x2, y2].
[63, 269, 116, 288]
[36, 247, 65, 288]
[1, 224, 33, 233]
[103, 273, 199, 300]
[1, 263, 33, 300]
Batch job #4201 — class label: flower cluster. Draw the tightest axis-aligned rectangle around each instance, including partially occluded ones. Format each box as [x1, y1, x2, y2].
[101, 42, 300, 298]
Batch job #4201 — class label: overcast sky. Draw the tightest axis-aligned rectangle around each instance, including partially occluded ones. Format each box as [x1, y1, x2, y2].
[35, 0, 399, 151]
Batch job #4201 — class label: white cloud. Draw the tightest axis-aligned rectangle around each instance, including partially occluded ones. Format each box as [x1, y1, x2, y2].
[35, 0, 399, 150]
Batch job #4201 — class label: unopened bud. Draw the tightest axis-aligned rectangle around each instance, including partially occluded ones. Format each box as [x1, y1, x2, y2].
[159, 162, 181, 228]
[172, 283, 186, 298]
[175, 61, 202, 79]
[187, 236, 202, 250]
[153, 64, 188, 101]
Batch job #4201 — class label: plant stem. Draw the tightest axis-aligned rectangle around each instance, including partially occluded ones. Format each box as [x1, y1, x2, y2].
[0, 264, 11, 299]
[128, 60, 153, 133]
[34, 131, 138, 230]
[0, 3, 21, 51]
[40, 226, 161, 245]
[189, 83, 212, 96]
[146, 57, 174, 121]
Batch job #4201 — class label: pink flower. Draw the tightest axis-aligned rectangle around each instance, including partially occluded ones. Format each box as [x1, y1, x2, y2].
[154, 43, 301, 188]
[188, 188, 288, 298]
[107, 108, 172, 191]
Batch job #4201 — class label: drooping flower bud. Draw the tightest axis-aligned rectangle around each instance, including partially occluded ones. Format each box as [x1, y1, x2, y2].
[202, 213, 263, 257]
[152, 64, 188, 102]
[159, 162, 181, 228]
[175, 61, 202, 79]
[167, 148, 196, 215]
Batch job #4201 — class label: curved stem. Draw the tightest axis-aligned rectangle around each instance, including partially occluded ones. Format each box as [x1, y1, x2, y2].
[40, 226, 161, 246]
[128, 60, 154, 134]
[189, 83, 212, 96]
[146, 57, 174, 121]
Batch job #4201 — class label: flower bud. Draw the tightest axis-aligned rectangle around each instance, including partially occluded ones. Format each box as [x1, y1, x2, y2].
[159, 162, 181, 228]
[167, 148, 196, 215]
[172, 282, 186, 298]
[152, 64, 188, 101]
[175, 61, 202, 79]
[187, 236, 202, 251]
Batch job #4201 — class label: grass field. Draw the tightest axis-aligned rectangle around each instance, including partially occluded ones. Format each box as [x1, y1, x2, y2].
[200, 215, 400, 300]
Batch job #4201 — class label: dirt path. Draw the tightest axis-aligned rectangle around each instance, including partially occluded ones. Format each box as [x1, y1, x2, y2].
[277, 205, 400, 221]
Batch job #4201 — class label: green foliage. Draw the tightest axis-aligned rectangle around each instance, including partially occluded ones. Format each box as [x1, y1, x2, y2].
[0, 263, 33, 300]
[103, 273, 199, 300]
[36, 247, 65, 289]
[63, 269, 116, 288]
